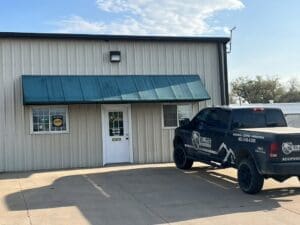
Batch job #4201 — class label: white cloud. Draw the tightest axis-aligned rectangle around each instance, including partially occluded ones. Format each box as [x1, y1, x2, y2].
[55, 16, 105, 33]
[55, 0, 244, 35]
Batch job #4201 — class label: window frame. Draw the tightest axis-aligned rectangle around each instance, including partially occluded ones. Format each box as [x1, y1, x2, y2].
[30, 105, 70, 135]
[161, 103, 193, 129]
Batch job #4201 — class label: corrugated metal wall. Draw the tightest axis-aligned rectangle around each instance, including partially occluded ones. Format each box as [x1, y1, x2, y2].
[0, 38, 222, 171]
[131, 103, 200, 164]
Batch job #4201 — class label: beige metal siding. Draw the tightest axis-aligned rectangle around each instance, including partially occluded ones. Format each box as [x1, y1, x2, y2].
[0, 38, 222, 171]
[131, 104, 163, 163]
[131, 102, 200, 164]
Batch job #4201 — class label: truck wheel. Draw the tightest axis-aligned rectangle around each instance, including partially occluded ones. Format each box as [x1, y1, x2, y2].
[173, 145, 193, 170]
[238, 158, 264, 194]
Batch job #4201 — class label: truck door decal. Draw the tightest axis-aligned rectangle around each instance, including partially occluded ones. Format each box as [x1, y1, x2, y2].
[217, 143, 236, 164]
[185, 131, 235, 164]
[192, 131, 211, 149]
[185, 131, 216, 155]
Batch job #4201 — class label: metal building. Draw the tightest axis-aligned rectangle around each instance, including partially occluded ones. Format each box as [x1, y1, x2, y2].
[0, 32, 230, 171]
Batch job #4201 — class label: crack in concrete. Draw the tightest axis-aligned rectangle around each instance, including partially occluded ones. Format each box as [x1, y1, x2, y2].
[281, 205, 300, 216]
[17, 176, 33, 225]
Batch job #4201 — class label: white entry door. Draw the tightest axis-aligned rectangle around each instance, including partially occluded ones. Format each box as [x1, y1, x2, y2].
[102, 104, 132, 165]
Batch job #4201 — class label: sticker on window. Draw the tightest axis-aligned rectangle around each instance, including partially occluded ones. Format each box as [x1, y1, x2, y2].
[52, 115, 64, 128]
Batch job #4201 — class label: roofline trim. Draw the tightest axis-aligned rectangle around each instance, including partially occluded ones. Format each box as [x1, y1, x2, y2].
[0, 32, 230, 43]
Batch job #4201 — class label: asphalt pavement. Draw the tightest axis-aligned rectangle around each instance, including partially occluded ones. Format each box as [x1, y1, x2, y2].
[0, 163, 299, 225]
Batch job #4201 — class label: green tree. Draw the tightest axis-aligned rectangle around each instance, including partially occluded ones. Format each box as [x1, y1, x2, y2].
[231, 76, 284, 103]
[279, 78, 300, 102]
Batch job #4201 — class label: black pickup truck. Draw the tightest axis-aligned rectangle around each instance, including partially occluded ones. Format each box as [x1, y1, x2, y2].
[173, 107, 300, 194]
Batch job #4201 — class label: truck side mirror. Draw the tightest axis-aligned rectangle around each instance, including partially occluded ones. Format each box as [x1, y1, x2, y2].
[179, 118, 190, 127]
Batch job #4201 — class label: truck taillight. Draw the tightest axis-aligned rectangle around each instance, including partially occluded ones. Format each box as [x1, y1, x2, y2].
[269, 143, 279, 158]
[253, 107, 264, 112]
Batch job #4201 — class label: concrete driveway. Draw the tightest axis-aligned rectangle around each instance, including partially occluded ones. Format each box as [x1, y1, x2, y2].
[0, 163, 300, 225]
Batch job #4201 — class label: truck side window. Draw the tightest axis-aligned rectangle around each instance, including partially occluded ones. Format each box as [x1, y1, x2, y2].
[205, 109, 218, 127]
[193, 108, 230, 129]
[192, 108, 210, 127]
[215, 109, 230, 129]
[206, 109, 230, 129]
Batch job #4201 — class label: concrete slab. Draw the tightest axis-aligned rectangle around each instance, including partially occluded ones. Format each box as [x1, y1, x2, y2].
[0, 163, 299, 225]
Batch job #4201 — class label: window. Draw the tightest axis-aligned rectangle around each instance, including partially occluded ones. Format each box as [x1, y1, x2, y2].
[31, 107, 68, 134]
[109, 111, 124, 136]
[216, 109, 231, 129]
[204, 109, 230, 129]
[266, 109, 287, 127]
[163, 104, 193, 128]
[231, 108, 287, 129]
[232, 109, 265, 129]
[205, 109, 219, 127]
[193, 108, 210, 125]
[163, 105, 177, 127]
[192, 108, 230, 129]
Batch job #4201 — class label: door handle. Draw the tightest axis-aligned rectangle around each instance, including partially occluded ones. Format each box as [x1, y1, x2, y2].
[126, 137, 129, 140]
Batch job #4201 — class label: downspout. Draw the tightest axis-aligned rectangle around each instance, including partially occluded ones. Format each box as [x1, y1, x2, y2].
[217, 43, 225, 105]
[223, 43, 229, 105]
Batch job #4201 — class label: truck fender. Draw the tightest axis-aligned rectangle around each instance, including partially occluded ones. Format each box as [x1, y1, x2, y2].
[235, 149, 263, 174]
[173, 135, 184, 148]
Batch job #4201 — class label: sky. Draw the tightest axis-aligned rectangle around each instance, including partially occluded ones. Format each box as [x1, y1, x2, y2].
[0, 0, 299, 83]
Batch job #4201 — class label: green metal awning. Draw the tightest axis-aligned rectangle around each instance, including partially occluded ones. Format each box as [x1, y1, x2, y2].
[22, 75, 210, 105]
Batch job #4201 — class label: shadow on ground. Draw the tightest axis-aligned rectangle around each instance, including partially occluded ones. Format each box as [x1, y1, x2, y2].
[4, 165, 300, 225]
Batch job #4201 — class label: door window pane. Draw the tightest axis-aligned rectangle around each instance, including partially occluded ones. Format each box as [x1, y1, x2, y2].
[109, 111, 124, 136]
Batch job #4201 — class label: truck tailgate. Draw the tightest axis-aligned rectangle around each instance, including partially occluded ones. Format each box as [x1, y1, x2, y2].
[239, 127, 300, 162]
[277, 133, 300, 162]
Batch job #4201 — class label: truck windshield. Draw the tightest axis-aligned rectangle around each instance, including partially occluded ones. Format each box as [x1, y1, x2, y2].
[231, 108, 287, 129]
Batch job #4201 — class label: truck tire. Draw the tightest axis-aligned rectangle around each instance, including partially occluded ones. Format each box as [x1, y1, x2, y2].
[173, 145, 193, 170]
[238, 158, 264, 194]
